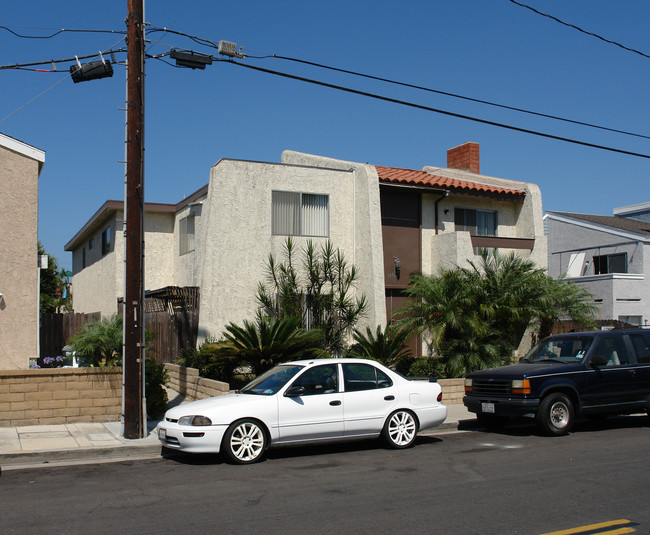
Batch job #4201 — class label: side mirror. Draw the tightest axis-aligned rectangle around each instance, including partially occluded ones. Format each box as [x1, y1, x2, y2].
[285, 385, 305, 397]
[590, 354, 607, 367]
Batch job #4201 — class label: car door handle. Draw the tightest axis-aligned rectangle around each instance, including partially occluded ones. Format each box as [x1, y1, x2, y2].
[330, 400, 341, 406]
[384, 395, 395, 401]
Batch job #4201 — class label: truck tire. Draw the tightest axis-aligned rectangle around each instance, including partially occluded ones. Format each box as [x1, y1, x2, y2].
[536, 393, 574, 436]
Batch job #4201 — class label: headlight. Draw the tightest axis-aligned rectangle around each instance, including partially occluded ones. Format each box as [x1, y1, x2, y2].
[178, 415, 212, 426]
[464, 378, 473, 393]
[512, 379, 530, 395]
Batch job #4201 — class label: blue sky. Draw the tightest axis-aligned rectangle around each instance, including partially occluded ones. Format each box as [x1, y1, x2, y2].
[2, 0, 649, 271]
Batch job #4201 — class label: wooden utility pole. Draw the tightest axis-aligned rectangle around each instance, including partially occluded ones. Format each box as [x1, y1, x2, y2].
[123, 0, 146, 439]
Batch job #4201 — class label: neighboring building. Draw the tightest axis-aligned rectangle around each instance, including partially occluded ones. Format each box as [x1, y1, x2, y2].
[66, 142, 547, 355]
[0, 133, 45, 369]
[546, 206, 650, 327]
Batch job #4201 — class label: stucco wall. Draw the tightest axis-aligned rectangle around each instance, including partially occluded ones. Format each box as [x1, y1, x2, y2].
[70, 209, 176, 315]
[281, 151, 386, 332]
[421, 169, 547, 273]
[174, 194, 208, 287]
[0, 144, 41, 369]
[197, 158, 382, 340]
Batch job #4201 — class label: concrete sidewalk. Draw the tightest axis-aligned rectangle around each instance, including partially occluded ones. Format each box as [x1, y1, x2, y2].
[0, 400, 476, 471]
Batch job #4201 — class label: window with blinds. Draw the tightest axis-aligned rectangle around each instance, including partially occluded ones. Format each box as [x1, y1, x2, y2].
[455, 207, 498, 237]
[272, 191, 329, 237]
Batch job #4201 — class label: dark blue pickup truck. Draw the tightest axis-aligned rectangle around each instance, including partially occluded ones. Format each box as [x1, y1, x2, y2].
[463, 329, 650, 435]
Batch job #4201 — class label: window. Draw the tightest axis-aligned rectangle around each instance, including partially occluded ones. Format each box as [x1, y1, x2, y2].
[101, 227, 111, 255]
[290, 364, 338, 395]
[179, 215, 195, 255]
[593, 253, 627, 274]
[342, 363, 393, 392]
[630, 334, 650, 364]
[272, 191, 329, 237]
[88, 238, 94, 250]
[455, 208, 497, 236]
[590, 337, 631, 366]
[619, 315, 642, 327]
[82, 247, 86, 269]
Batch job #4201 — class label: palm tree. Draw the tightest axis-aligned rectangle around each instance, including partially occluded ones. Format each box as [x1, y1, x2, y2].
[67, 315, 123, 366]
[537, 276, 597, 339]
[465, 250, 548, 352]
[347, 324, 412, 368]
[395, 250, 597, 376]
[207, 316, 326, 377]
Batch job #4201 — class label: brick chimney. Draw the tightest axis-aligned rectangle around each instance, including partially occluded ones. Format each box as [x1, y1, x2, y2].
[447, 142, 480, 174]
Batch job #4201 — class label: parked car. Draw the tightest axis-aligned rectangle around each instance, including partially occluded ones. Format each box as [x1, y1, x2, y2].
[159, 358, 447, 464]
[463, 329, 650, 435]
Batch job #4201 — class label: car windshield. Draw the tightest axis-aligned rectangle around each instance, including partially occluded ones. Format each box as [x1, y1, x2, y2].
[239, 364, 304, 396]
[520, 336, 594, 364]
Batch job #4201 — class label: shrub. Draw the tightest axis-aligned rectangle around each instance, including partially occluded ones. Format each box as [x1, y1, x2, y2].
[408, 357, 446, 379]
[146, 357, 169, 420]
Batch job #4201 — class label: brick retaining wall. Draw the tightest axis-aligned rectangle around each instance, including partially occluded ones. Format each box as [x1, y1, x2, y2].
[164, 364, 230, 401]
[0, 368, 122, 427]
[164, 364, 465, 405]
[438, 378, 464, 405]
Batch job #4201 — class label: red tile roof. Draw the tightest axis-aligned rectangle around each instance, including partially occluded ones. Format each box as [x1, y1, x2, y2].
[375, 166, 526, 198]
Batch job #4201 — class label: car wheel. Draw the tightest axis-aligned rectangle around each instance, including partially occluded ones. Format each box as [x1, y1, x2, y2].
[222, 419, 267, 464]
[383, 409, 418, 448]
[536, 393, 574, 436]
[477, 413, 509, 429]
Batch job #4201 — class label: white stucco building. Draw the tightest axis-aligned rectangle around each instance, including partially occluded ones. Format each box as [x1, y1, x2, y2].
[66, 143, 547, 353]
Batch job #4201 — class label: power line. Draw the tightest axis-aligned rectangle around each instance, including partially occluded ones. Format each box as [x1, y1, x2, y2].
[4, 32, 649, 159]
[0, 76, 69, 122]
[0, 25, 126, 39]
[143, 24, 650, 141]
[267, 54, 650, 141]
[509, 0, 650, 60]
[221, 59, 650, 160]
[0, 48, 127, 70]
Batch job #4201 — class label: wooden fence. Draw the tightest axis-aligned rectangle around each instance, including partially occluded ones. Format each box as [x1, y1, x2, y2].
[39, 310, 198, 365]
[145, 309, 199, 364]
[39, 312, 101, 360]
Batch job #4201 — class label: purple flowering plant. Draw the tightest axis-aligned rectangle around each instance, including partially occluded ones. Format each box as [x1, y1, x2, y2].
[41, 356, 66, 368]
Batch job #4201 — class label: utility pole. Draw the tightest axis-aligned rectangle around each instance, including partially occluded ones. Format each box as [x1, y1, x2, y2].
[123, 0, 146, 439]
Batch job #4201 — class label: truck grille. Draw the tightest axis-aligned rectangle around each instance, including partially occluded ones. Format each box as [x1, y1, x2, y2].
[471, 378, 511, 396]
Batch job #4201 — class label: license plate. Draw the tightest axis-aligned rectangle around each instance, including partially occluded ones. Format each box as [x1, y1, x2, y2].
[158, 428, 166, 440]
[481, 402, 495, 414]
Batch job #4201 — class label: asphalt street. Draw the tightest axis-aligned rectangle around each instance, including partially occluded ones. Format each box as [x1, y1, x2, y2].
[1, 415, 648, 535]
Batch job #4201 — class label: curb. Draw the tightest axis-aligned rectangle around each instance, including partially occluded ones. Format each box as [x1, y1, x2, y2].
[0, 443, 163, 470]
[1, 419, 480, 471]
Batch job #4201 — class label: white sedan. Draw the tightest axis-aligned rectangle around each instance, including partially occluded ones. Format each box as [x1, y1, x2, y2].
[158, 358, 447, 464]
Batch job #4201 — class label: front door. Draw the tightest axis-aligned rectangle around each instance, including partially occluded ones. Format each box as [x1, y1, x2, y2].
[276, 364, 344, 443]
[583, 335, 639, 409]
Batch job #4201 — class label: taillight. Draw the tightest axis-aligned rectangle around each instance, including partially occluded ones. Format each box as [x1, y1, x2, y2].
[437, 391, 443, 402]
[512, 379, 530, 394]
